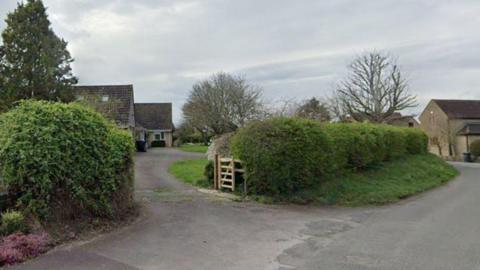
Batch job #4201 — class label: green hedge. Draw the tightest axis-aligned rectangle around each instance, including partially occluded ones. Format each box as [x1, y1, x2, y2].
[232, 118, 333, 196]
[232, 118, 428, 197]
[0, 101, 135, 220]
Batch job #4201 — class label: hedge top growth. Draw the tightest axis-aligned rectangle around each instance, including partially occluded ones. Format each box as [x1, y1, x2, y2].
[0, 100, 135, 220]
[232, 118, 429, 197]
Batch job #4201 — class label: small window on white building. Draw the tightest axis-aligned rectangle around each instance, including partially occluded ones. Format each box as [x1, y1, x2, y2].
[155, 134, 161, 141]
[160, 132, 165, 140]
[101, 95, 109, 102]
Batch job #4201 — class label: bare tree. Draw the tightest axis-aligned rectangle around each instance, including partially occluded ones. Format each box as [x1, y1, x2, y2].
[295, 97, 331, 122]
[327, 92, 350, 122]
[336, 52, 417, 123]
[182, 72, 263, 135]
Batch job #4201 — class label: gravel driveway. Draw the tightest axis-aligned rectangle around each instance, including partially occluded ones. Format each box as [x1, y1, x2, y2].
[11, 149, 480, 270]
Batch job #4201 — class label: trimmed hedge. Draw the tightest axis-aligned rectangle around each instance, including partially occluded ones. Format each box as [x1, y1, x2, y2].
[0, 101, 135, 220]
[232, 118, 428, 197]
[232, 118, 334, 196]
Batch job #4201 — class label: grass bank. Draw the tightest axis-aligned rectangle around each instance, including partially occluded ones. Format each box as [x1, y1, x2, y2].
[169, 154, 458, 206]
[178, 144, 208, 153]
[312, 154, 458, 206]
[168, 158, 210, 188]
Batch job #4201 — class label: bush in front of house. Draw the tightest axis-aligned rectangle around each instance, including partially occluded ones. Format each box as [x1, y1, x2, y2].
[232, 118, 334, 197]
[0, 100, 135, 221]
[470, 140, 480, 158]
[0, 211, 28, 236]
[151, 140, 166, 147]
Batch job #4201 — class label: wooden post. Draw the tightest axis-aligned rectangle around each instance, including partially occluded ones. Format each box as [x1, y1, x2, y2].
[231, 159, 235, 192]
[214, 154, 219, 190]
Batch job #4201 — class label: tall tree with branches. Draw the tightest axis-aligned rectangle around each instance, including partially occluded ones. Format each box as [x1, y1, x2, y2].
[295, 97, 331, 122]
[335, 52, 416, 123]
[0, 0, 77, 111]
[182, 72, 263, 135]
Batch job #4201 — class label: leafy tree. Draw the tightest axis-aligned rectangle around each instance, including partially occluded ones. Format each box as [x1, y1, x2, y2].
[0, 0, 77, 111]
[336, 52, 416, 123]
[182, 72, 263, 135]
[295, 97, 331, 122]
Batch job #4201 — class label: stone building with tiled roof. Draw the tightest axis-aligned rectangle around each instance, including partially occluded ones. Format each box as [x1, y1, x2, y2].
[420, 99, 480, 159]
[73, 85, 173, 148]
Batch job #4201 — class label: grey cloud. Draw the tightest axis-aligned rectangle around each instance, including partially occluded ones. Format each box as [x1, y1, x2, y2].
[1, 0, 480, 122]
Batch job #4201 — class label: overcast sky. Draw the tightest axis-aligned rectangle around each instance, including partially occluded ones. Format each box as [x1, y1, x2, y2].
[1, 0, 479, 123]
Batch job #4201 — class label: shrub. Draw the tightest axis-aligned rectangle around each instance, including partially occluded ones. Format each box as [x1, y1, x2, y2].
[470, 140, 480, 158]
[0, 100, 135, 221]
[204, 161, 215, 185]
[403, 128, 428, 154]
[0, 233, 52, 266]
[0, 211, 27, 236]
[151, 140, 166, 147]
[232, 118, 333, 197]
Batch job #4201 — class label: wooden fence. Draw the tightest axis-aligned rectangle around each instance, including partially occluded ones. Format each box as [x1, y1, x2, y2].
[214, 154, 246, 193]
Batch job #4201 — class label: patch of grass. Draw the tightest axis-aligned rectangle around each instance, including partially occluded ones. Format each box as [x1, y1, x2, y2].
[311, 154, 459, 206]
[169, 158, 210, 188]
[178, 144, 208, 153]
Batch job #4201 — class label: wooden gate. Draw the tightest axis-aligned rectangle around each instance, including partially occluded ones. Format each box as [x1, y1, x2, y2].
[214, 155, 245, 193]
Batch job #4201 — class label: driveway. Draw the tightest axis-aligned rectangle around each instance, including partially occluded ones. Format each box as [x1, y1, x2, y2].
[11, 149, 480, 270]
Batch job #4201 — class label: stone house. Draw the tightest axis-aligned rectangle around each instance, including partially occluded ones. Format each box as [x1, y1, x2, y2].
[73, 85, 174, 148]
[419, 99, 480, 158]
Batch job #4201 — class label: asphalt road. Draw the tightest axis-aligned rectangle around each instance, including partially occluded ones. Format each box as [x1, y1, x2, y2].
[11, 149, 480, 270]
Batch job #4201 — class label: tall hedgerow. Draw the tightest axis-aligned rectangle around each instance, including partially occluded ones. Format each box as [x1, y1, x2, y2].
[232, 118, 429, 197]
[0, 100, 134, 220]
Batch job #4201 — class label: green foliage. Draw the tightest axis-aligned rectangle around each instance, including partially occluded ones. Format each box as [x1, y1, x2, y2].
[0, 0, 77, 112]
[403, 128, 429, 154]
[0, 101, 134, 220]
[151, 140, 166, 147]
[204, 161, 215, 184]
[313, 154, 458, 206]
[470, 140, 480, 157]
[0, 211, 28, 235]
[233, 119, 431, 198]
[232, 118, 334, 197]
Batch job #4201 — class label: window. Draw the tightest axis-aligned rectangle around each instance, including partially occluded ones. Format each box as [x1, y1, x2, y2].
[154, 132, 165, 141]
[101, 95, 109, 102]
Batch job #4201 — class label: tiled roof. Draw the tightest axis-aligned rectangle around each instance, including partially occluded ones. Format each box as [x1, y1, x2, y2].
[433, 99, 480, 119]
[134, 103, 173, 130]
[73, 85, 135, 128]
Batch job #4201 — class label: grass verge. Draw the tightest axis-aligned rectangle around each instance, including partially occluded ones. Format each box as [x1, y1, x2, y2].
[178, 144, 208, 153]
[311, 154, 459, 206]
[168, 158, 210, 188]
[168, 154, 459, 207]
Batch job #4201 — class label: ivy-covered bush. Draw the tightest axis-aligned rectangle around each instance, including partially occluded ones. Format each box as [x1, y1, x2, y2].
[232, 118, 430, 197]
[0, 101, 135, 221]
[232, 118, 333, 197]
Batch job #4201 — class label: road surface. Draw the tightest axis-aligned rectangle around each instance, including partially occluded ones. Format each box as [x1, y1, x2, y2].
[12, 149, 480, 270]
